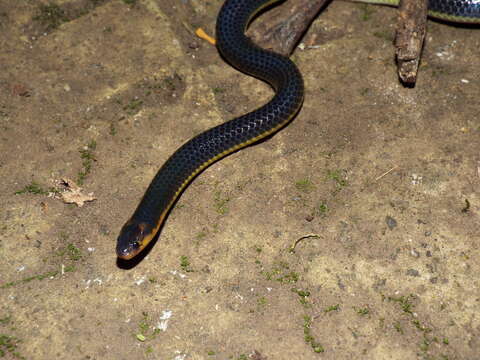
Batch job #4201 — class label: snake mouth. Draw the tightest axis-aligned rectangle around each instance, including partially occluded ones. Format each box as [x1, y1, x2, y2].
[116, 242, 141, 260]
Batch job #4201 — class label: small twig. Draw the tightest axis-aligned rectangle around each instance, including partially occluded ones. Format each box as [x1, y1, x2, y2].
[195, 28, 216, 45]
[461, 199, 470, 213]
[289, 234, 320, 253]
[375, 165, 398, 181]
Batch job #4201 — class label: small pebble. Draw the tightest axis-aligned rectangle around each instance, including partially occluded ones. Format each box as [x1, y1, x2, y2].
[406, 269, 420, 277]
[410, 249, 420, 258]
[411, 174, 423, 185]
[385, 216, 397, 230]
[188, 41, 199, 49]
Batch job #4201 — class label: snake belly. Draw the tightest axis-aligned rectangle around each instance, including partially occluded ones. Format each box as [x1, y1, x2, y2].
[116, 0, 304, 260]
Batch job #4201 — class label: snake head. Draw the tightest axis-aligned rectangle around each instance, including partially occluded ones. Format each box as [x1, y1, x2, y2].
[116, 220, 153, 260]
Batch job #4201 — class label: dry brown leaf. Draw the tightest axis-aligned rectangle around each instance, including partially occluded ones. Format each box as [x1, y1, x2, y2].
[250, 350, 267, 360]
[59, 178, 96, 207]
[11, 83, 31, 97]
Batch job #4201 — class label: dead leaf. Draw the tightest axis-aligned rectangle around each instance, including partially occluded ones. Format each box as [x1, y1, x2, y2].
[40, 201, 48, 212]
[11, 83, 31, 97]
[250, 350, 267, 360]
[59, 178, 96, 207]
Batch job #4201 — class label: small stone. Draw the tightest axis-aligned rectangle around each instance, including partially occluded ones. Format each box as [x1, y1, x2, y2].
[426, 250, 432, 257]
[410, 249, 420, 258]
[406, 269, 420, 277]
[99, 224, 110, 235]
[424, 231, 431, 237]
[188, 41, 199, 49]
[385, 216, 397, 230]
[411, 174, 423, 185]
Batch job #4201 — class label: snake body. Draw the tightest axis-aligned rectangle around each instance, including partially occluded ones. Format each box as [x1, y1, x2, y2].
[117, 0, 303, 259]
[354, 0, 480, 23]
[117, 0, 478, 260]
[427, 0, 480, 22]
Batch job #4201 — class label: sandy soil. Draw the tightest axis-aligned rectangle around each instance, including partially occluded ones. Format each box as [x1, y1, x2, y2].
[1, 0, 479, 359]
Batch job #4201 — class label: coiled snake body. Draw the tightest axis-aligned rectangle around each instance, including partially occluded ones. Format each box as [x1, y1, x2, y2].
[117, 0, 479, 260]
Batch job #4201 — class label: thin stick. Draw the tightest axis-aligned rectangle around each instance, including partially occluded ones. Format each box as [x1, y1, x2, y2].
[195, 28, 216, 45]
[289, 234, 320, 253]
[375, 166, 398, 181]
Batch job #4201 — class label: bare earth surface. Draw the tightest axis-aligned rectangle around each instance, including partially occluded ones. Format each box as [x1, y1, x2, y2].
[1, 1, 479, 359]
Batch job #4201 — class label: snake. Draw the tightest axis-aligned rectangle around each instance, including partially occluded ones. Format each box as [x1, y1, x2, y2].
[116, 0, 479, 260]
[116, 0, 304, 260]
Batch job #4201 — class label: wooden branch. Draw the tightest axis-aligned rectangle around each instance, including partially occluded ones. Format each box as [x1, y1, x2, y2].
[394, 0, 428, 85]
[249, 0, 329, 56]
[248, 0, 429, 85]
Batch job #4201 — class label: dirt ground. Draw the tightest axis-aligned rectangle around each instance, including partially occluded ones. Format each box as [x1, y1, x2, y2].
[1, 0, 479, 359]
